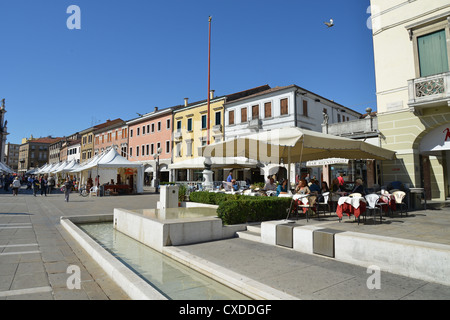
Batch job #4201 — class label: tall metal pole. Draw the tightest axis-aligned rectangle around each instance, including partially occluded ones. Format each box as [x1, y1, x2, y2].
[207, 16, 212, 145]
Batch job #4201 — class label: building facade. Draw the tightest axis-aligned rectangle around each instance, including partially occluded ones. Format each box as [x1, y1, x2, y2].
[224, 84, 362, 182]
[371, 0, 450, 200]
[0, 99, 8, 165]
[171, 85, 271, 182]
[93, 119, 127, 156]
[4, 142, 20, 171]
[127, 106, 182, 185]
[18, 137, 61, 174]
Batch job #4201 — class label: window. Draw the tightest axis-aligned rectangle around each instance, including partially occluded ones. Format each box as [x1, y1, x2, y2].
[129, 147, 132, 157]
[187, 118, 193, 131]
[146, 144, 149, 156]
[418, 29, 449, 77]
[303, 100, 308, 117]
[146, 125, 150, 133]
[151, 143, 154, 155]
[264, 102, 272, 118]
[166, 140, 170, 153]
[229, 110, 235, 125]
[186, 140, 193, 157]
[280, 98, 288, 115]
[166, 119, 171, 129]
[151, 123, 155, 133]
[337, 114, 341, 122]
[142, 126, 146, 135]
[201, 115, 207, 129]
[130, 129, 133, 138]
[158, 121, 161, 131]
[176, 142, 181, 157]
[252, 105, 259, 120]
[136, 146, 139, 157]
[177, 120, 182, 132]
[142, 145, 145, 156]
[137, 127, 140, 136]
[215, 111, 221, 125]
[241, 107, 247, 123]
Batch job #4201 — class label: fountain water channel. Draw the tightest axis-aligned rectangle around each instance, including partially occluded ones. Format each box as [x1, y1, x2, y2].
[63, 186, 251, 300]
[77, 222, 250, 300]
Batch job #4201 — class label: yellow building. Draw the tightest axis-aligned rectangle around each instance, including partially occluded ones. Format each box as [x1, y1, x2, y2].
[171, 85, 270, 182]
[172, 91, 226, 181]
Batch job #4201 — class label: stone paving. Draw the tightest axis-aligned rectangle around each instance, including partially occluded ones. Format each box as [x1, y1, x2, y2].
[1, 185, 450, 300]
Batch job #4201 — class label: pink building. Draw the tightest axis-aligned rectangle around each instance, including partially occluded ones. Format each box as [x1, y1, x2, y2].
[127, 106, 182, 185]
[93, 119, 128, 156]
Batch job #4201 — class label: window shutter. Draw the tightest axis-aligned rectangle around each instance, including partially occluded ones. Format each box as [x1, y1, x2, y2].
[418, 29, 449, 77]
[264, 102, 272, 118]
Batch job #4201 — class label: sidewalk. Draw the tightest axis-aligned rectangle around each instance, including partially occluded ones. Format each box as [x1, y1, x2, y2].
[1, 188, 450, 300]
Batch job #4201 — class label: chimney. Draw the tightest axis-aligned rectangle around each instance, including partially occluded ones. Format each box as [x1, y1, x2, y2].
[154, 107, 158, 112]
[184, 98, 189, 106]
[210, 90, 215, 100]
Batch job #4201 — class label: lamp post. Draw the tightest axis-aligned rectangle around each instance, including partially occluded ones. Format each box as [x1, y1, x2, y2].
[152, 147, 163, 192]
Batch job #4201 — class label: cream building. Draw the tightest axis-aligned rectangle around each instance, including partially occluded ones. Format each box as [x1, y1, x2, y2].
[370, 0, 450, 200]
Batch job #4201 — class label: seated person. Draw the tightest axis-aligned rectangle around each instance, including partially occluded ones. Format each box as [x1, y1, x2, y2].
[350, 179, 365, 196]
[309, 179, 320, 194]
[295, 179, 310, 195]
[276, 178, 288, 196]
[231, 179, 239, 191]
[263, 177, 277, 191]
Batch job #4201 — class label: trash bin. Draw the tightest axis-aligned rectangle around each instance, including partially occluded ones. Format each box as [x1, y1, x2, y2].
[99, 185, 104, 197]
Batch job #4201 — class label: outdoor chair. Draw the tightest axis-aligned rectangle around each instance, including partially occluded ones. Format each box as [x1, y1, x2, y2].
[392, 191, 407, 217]
[222, 181, 232, 192]
[349, 193, 362, 198]
[316, 192, 331, 219]
[297, 195, 317, 222]
[89, 186, 98, 197]
[365, 193, 383, 224]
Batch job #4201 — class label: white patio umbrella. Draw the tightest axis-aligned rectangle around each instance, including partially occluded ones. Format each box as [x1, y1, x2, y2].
[201, 127, 396, 187]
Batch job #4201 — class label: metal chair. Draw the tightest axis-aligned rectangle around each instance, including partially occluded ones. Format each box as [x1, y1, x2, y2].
[392, 191, 407, 217]
[297, 195, 317, 222]
[365, 193, 383, 224]
[316, 192, 331, 219]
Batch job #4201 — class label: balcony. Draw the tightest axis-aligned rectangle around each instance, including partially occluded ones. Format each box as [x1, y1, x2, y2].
[408, 72, 450, 114]
[212, 124, 222, 133]
[174, 131, 183, 140]
[248, 119, 262, 130]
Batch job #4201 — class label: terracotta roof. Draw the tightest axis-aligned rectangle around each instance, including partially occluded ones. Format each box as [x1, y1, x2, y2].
[93, 118, 124, 130]
[30, 137, 63, 144]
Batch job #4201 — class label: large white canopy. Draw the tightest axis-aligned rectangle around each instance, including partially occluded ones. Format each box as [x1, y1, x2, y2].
[201, 127, 396, 163]
[0, 162, 14, 174]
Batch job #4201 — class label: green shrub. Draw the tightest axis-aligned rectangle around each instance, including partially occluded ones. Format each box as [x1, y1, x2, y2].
[188, 191, 241, 205]
[217, 197, 291, 225]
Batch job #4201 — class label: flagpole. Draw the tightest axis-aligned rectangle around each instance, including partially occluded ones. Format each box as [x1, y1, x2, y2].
[207, 16, 212, 145]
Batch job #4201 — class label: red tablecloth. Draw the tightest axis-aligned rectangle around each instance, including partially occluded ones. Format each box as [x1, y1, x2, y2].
[336, 202, 366, 219]
[378, 195, 396, 212]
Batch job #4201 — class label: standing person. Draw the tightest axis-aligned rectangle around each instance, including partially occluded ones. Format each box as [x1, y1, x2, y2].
[40, 176, 48, 196]
[337, 172, 345, 186]
[11, 177, 21, 196]
[32, 176, 39, 197]
[47, 175, 54, 194]
[226, 171, 233, 183]
[63, 178, 72, 202]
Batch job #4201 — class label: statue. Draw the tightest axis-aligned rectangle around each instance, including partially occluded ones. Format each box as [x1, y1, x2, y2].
[322, 112, 329, 125]
[1, 99, 4, 108]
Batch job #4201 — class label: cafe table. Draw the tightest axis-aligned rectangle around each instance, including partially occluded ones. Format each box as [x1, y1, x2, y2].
[336, 196, 367, 224]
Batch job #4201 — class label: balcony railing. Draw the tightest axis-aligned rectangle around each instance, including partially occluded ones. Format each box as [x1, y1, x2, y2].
[408, 71, 450, 112]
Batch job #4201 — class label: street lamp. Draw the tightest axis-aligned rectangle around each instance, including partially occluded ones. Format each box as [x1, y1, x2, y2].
[152, 147, 163, 192]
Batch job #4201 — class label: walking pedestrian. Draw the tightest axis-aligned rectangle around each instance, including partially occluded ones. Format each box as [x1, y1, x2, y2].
[47, 175, 54, 194]
[11, 177, 21, 196]
[63, 178, 72, 202]
[40, 176, 48, 196]
[32, 176, 39, 197]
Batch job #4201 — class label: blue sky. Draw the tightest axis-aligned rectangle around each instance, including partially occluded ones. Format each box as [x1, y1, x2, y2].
[1, 0, 374, 144]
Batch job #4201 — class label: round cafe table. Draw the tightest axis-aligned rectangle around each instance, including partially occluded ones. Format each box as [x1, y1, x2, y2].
[336, 196, 367, 224]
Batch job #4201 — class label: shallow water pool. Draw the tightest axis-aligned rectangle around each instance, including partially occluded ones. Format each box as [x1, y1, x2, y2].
[78, 222, 250, 300]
